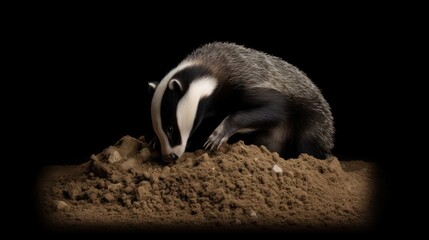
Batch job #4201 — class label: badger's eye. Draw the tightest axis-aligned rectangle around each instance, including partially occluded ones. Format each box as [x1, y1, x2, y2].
[167, 126, 174, 135]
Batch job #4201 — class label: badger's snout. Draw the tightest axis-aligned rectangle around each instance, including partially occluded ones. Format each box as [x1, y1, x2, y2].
[163, 153, 178, 162]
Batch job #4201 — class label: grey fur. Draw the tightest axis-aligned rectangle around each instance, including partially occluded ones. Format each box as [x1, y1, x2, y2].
[183, 42, 334, 157]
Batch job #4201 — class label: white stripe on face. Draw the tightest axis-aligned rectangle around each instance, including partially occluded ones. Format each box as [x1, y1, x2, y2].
[175, 77, 218, 156]
[151, 61, 196, 157]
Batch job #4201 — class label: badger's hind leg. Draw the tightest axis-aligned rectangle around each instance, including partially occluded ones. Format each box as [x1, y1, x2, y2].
[296, 128, 333, 159]
[253, 123, 292, 156]
[295, 108, 334, 159]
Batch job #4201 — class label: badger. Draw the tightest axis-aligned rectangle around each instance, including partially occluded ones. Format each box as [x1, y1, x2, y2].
[150, 42, 334, 162]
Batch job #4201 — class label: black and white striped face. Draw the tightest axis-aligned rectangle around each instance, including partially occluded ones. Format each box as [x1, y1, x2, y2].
[151, 62, 217, 162]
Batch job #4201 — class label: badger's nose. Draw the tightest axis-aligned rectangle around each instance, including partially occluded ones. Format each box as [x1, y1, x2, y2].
[163, 153, 178, 162]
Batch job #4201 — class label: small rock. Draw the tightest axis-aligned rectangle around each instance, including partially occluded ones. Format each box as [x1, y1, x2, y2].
[250, 210, 257, 217]
[56, 201, 68, 211]
[106, 148, 122, 163]
[272, 164, 283, 174]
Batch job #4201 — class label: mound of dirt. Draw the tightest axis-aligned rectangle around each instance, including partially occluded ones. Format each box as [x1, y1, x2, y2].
[38, 135, 376, 233]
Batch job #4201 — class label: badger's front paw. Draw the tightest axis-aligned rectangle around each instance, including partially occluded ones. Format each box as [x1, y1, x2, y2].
[203, 125, 229, 151]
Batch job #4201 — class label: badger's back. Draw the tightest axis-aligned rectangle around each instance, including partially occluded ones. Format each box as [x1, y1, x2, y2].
[184, 42, 318, 97]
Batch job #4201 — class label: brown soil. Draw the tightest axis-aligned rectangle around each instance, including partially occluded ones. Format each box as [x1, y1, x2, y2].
[37, 135, 376, 233]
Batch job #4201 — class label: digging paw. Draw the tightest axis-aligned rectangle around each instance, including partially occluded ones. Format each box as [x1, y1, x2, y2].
[204, 129, 228, 151]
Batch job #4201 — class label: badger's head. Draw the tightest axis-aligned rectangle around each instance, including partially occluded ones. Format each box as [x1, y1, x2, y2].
[150, 63, 217, 162]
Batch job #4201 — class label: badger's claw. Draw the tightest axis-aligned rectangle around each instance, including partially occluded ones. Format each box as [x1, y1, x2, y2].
[204, 128, 228, 151]
[149, 137, 158, 150]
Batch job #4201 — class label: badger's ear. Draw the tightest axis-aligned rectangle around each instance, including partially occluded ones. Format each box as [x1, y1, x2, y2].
[148, 81, 157, 89]
[168, 79, 184, 93]
[148, 81, 158, 96]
